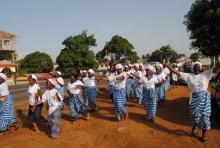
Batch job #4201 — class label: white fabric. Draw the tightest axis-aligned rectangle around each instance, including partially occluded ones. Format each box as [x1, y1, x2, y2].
[88, 69, 95, 74]
[42, 88, 63, 115]
[139, 75, 159, 89]
[48, 78, 56, 86]
[172, 68, 179, 81]
[113, 72, 127, 89]
[55, 77, 64, 89]
[115, 64, 123, 69]
[67, 80, 84, 95]
[56, 71, 62, 76]
[145, 65, 155, 72]
[134, 70, 143, 80]
[163, 67, 170, 76]
[106, 72, 115, 86]
[180, 69, 213, 104]
[29, 74, 38, 82]
[28, 83, 42, 105]
[0, 82, 9, 97]
[155, 71, 166, 81]
[0, 73, 7, 81]
[83, 76, 96, 87]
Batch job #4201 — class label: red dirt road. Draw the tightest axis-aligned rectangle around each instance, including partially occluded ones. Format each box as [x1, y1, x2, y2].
[0, 86, 220, 148]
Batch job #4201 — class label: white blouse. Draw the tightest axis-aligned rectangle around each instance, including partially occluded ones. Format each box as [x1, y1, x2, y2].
[113, 72, 127, 89]
[83, 76, 96, 87]
[67, 80, 84, 95]
[55, 77, 64, 89]
[42, 88, 63, 115]
[106, 72, 115, 86]
[28, 83, 42, 105]
[139, 75, 159, 89]
[0, 82, 9, 97]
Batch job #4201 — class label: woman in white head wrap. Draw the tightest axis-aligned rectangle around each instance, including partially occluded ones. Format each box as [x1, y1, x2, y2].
[55, 71, 65, 104]
[164, 61, 220, 142]
[0, 73, 20, 133]
[112, 64, 128, 121]
[154, 64, 166, 106]
[27, 74, 43, 133]
[135, 65, 161, 122]
[41, 78, 63, 139]
[83, 69, 97, 111]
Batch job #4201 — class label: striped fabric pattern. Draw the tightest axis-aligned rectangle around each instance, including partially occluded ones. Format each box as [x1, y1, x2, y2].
[48, 105, 61, 138]
[155, 85, 165, 103]
[108, 84, 114, 99]
[57, 87, 65, 99]
[113, 88, 127, 120]
[0, 95, 16, 131]
[134, 80, 143, 105]
[84, 86, 97, 108]
[189, 91, 211, 130]
[69, 94, 85, 118]
[142, 87, 158, 120]
[126, 78, 134, 98]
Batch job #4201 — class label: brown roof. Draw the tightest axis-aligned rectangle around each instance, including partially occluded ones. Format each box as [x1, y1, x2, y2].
[0, 31, 16, 40]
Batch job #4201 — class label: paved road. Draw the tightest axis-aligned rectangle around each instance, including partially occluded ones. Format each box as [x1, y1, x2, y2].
[9, 79, 107, 104]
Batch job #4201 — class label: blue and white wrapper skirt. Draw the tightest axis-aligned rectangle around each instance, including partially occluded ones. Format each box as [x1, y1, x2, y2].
[126, 78, 134, 99]
[56, 87, 65, 106]
[155, 85, 164, 103]
[113, 88, 127, 120]
[108, 84, 114, 100]
[0, 95, 16, 131]
[48, 105, 61, 138]
[189, 91, 211, 130]
[134, 80, 143, 105]
[165, 76, 171, 91]
[84, 86, 97, 109]
[69, 94, 85, 118]
[142, 88, 158, 120]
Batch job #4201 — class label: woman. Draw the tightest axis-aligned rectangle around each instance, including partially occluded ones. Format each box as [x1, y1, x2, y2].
[164, 61, 220, 142]
[106, 65, 116, 100]
[111, 64, 128, 121]
[136, 65, 160, 122]
[67, 74, 89, 122]
[41, 79, 63, 139]
[154, 64, 166, 106]
[27, 74, 43, 133]
[54, 71, 65, 103]
[83, 69, 97, 111]
[0, 73, 20, 133]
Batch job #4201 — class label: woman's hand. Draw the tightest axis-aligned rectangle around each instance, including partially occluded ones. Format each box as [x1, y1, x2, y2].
[0, 97, 6, 102]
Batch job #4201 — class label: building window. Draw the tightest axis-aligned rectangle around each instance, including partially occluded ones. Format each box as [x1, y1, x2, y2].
[4, 40, 10, 45]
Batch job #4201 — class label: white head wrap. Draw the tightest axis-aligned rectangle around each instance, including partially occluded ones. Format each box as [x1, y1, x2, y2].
[192, 61, 202, 72]
[115, 64, 123, 69]
[29, 74, 38, 82]
[145, 65, 155, 72]
[47, 78, 55, 86]
[56, 71, 62, 76]
[88, 69, 95, 74]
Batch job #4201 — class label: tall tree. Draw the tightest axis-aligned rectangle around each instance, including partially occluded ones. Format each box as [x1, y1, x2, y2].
[149, 45, 178, 63]
[56, 31, 96, 76]
[96, 35, 139, 63]
[19, 51, 53, 73]
[189, 52, 203, 62]
[184, 0, 220, 59]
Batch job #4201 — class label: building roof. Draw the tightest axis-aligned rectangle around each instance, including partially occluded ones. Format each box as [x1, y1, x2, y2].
[0, 31, 16, 40]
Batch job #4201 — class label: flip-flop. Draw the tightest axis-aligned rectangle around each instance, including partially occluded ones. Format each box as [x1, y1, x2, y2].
[201, 136, 208, 142]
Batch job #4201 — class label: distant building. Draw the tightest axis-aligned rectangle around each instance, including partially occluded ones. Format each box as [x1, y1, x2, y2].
[0, 30, 17, 73]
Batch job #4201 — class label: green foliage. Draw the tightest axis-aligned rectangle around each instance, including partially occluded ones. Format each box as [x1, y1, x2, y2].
[149, 45, 178, 63]
[184, 0, 220, 56]
[19, 51, 53, 73]
[96, 35, 139, 63]
[189, 52, 206, 62]
[56, 31, 96, 77]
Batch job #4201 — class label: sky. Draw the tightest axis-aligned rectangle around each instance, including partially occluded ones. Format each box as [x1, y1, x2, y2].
[0, 0, 194, 60]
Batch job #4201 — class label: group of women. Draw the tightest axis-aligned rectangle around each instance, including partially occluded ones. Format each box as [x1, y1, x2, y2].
[0, 61, 219, 142]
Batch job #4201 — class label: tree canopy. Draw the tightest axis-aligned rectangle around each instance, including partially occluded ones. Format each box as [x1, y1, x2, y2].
[148, 45, 178, 63]
[19, 51, 53, 73]
[96, 35, 139, 63]
[56, 31, 96, 76]
[184, 0, 220, 57]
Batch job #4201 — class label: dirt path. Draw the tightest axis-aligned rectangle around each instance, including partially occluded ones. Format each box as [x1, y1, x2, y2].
[0, 86, 220, 148]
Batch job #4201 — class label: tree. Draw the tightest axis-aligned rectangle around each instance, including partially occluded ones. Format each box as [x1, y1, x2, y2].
[56, 31, 96, 76]
[19, 51, 53, 73]
[141, 53, 151, 63]
[184, 0, 220, 59]
[149, 45, 178, 63]
[189, 52, 203, 62]
[96, 35, 139, 63]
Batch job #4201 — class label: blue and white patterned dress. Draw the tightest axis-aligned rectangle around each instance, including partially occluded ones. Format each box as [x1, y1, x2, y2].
[180, 69, 213, 130]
